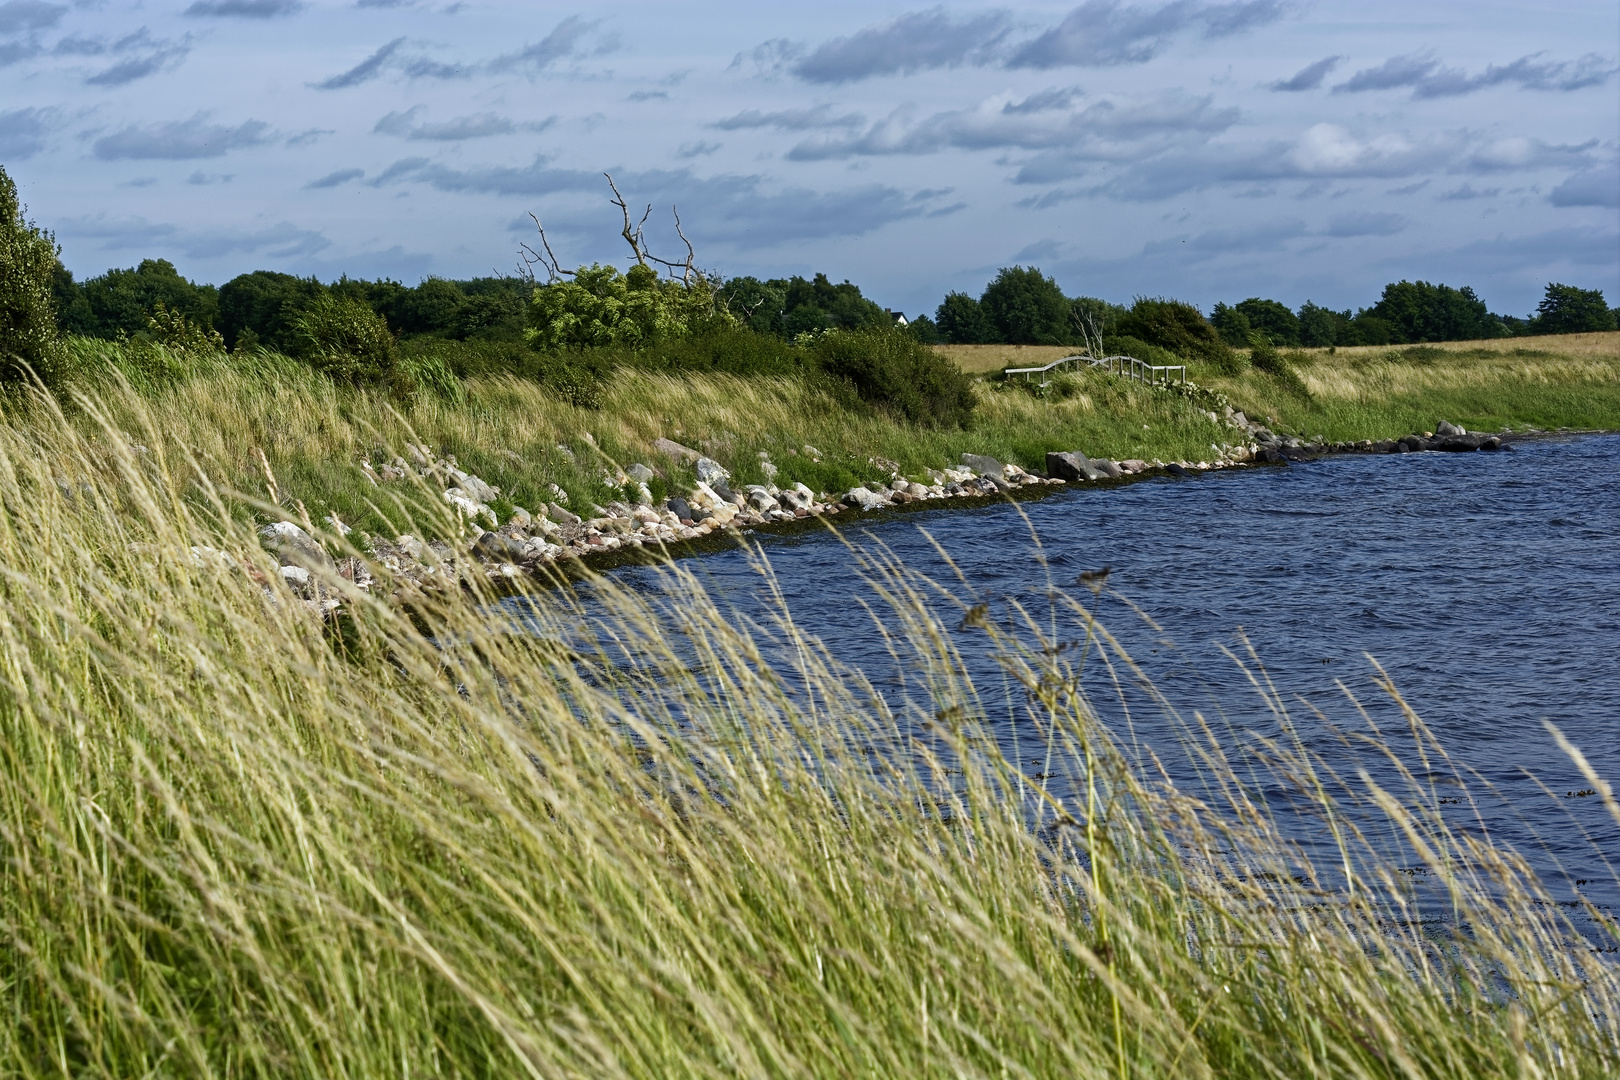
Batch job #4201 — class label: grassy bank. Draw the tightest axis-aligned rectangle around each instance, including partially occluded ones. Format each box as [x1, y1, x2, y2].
[1, 376, 1617, 1077]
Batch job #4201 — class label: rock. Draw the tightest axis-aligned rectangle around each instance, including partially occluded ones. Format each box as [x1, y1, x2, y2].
[666, 496, 693, 521]
[508, 506, 532, 528]
[1436, 420, 1466, 437]
[1433, 433, 1485, 452]
[695, 457, 730, 485]
[1165, 463, 1192, 477]
[960, 453, 1004, 477]
[473, 532, 525, 562]
[842, 486, 890, 511]
[710, 478, 737, 503]
[1481, 435, 1503, 451]
[546, 502, 580, 525]
[907, 482, 928, 498]
[626, 463, 655, 483]
[443, 488, 497, 528]
[279, 565, 313, 595]
[777, 487, 810, 511]
[1093, 459, 1125, 478]
[259, 521, 335, 571]
[745, 487, 780, 513]
[1399, 435, 1428, 452]
[1254, 447, 1288, 464]
[653, 437, 701, 462]
[761, 461, 778, 481]
[802, 444, 823, 459]
[1046, 451, 1109, 481]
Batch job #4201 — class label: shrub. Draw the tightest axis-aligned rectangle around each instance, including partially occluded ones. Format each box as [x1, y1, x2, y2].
[0, 165, 68, 385]
[935, 291, 994, 344]
[1116, 297, 1234, 367]
[529, 263, 727, 352]
[286, 295, 402, 387]
[811, 327, 976, 429]
[1249, 335, 1310, 397]
[631, 323, 804, 377]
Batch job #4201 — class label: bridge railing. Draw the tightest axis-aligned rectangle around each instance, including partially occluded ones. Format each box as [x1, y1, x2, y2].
[1003, 354, 1187, 388]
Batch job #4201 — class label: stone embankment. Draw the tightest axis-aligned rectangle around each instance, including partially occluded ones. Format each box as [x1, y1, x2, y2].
[250, 414, 1514, 606]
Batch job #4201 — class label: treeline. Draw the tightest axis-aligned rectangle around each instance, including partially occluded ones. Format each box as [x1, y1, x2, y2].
[930, 266, 1619, 348]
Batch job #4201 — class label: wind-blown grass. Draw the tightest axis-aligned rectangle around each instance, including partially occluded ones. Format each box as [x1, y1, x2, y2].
[0, 376, 1616, 1077]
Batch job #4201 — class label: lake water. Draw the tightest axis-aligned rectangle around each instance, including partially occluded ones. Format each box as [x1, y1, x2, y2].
[583, 433, 1620, 918]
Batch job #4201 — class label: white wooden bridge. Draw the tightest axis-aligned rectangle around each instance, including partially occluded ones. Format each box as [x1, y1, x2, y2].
[1003, 353, 1187, 388]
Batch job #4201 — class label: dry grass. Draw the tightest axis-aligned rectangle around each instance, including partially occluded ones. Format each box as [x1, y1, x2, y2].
[934, 344, 1079, 373]
[1302, 330, 1620, 362]
[1, 375, 1617, 1077]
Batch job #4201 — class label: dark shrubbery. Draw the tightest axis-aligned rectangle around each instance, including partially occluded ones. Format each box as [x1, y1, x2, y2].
[0, 165, 67, 384]
[1116, 297, 1234, 367]
[286, 295, 402, 387]
[811, 327, 976, 429]
[980, 266, 1071, 345]
[935, 291, 994, 344]
[1532, 284, 1616, 335]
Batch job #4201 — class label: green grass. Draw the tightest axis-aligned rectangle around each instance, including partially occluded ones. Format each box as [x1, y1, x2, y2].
[0, 373, 1617, 1077]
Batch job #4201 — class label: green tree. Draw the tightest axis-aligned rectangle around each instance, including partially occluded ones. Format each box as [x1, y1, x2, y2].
[904, 313, 943, 344]
[528, 263, 725, 352]
[0, 165, 67, 382]
[718, 276, 788, 335]
[935, 291, 993, 344]
[1297, 301, 1357, 347]
[1210, 302, 1252, 348]
[979, 265, 1069, 344]
[68, 258, 219, 339]
[1233, 297, 1299, 346]
[1531, 283, 1616, 335]
[1069, 296, 1124, 339]
[219, 271, 327, 352]
[778, 273, 887, 337]
[1368, 280, 1504, 343]
[1114, 297, 1232, 365]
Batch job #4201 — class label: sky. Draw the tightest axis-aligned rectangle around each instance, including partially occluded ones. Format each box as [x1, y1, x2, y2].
[2, 0, 1616, 319]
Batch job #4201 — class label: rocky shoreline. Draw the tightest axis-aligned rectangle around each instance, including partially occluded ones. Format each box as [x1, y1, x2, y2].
[249, 411, 1538, 609]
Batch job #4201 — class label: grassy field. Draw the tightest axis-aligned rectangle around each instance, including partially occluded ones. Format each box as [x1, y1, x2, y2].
[1, 373, 1617, 1077]
[933, 343, 1079, 373]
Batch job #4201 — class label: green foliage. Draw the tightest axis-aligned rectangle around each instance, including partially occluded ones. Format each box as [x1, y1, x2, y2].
[1070, 296, 1124, 339]
[1248, 334, 1311, 397]
[286, 294, 402, 387]
[398, 348, 466, 405]
[1234, 297, 1300, 346]
[528, 263, 726, 352]
[935, 290, 993, 344]
[781, 272, 888, 335]
[0, 165, 68, 384]
[810, 326, 976, 428]
[57, 257, 219, 340]
[219, 270, 327, 353]
[903, 313, 943, 344]
[980, 265, 1071, 345]
[1532, 283, 1616, 335]
[632, 322, 805, 377]
[1368, 280, 1507, 343]
[1297, 301, 1358, 347]
[1210, 301, 1252, 348]
[1116, 296, 1234, 366]
[718, 275, 788, 335]
[1101, 334, 1182, 367]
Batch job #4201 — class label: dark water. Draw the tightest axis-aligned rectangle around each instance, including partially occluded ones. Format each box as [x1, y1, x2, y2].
[593, 434, 1620, 916]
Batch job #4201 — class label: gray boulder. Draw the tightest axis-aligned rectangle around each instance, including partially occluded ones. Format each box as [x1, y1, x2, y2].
[474, 532, 525, 562]
[744, 486, 780, 513]
[695, 457, 730, 485]
[1436, 420, 1466, 436]
[961, 453, 1004, 477]
[259, 521, 335, 571]
[842, 487, 890, 511]
[1046, 450, 1109, 481]
[626, 462, 655, 483]
[653, 438, 701, 463]
[666, 496, 693, 521]
[546, 502, 581, 526]
[1091, 458, 1123, 478]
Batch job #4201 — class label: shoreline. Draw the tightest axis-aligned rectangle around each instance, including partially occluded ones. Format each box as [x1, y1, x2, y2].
[307, 424, 1611, 601]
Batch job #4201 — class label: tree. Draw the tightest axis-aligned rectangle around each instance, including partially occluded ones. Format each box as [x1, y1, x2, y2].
[810, 327, 975, 429]
[0, 164, 67, 382]
[904, 313, 943, 344]
[286, 294, 402, 386]
[718, 276, 788, 335]
[1233, 297, 1299, 346]
[1368, 280, 1504, 343]
[935, 291, 993, 344]
[65, 258, 218, 340]
[1531, 283, 1616, 335]
[1210, 302, 1252, 348]
[219, 270, 327, 352]
[1297, 301, 1356, 347]
[1114, 297, 1232, 365]
[528, 263, 726, 352]
[979, 265, 1069, 344]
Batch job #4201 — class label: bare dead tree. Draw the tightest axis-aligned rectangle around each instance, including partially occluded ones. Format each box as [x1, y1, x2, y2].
[517, 212, 572, 286]
[520, 173, 712, 290]
[1071, 306, 1105, 360]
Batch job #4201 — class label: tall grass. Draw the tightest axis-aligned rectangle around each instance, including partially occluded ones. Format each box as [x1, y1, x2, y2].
[0, 376, 1616, 1077]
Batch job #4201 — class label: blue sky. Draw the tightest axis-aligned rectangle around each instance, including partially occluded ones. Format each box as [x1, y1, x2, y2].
[2, 0, 1615, 318]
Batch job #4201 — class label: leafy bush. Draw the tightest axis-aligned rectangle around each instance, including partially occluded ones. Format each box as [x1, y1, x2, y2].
[810, 327, 976, 429]
[935, 291, 994, 344]
[1101, 334, 1182, 367]
[1249, 335, 1310, 397]
[1115, 297, 1234, 367]
[0, 165, 68, 385]
[286, 295, 402, 387]
[219, 270, 327, 353]
[529, 263, 727, 352]
[631, 323, 805, 377]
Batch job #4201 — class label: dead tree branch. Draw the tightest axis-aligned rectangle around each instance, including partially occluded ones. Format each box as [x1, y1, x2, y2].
[517, 212, 572, 285]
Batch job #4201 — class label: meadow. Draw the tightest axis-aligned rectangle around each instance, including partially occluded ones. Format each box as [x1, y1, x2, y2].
[1, 371, 1618, 1077]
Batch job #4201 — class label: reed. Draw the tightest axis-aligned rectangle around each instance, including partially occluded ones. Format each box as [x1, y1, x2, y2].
[0, 375, 1615, 1077]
